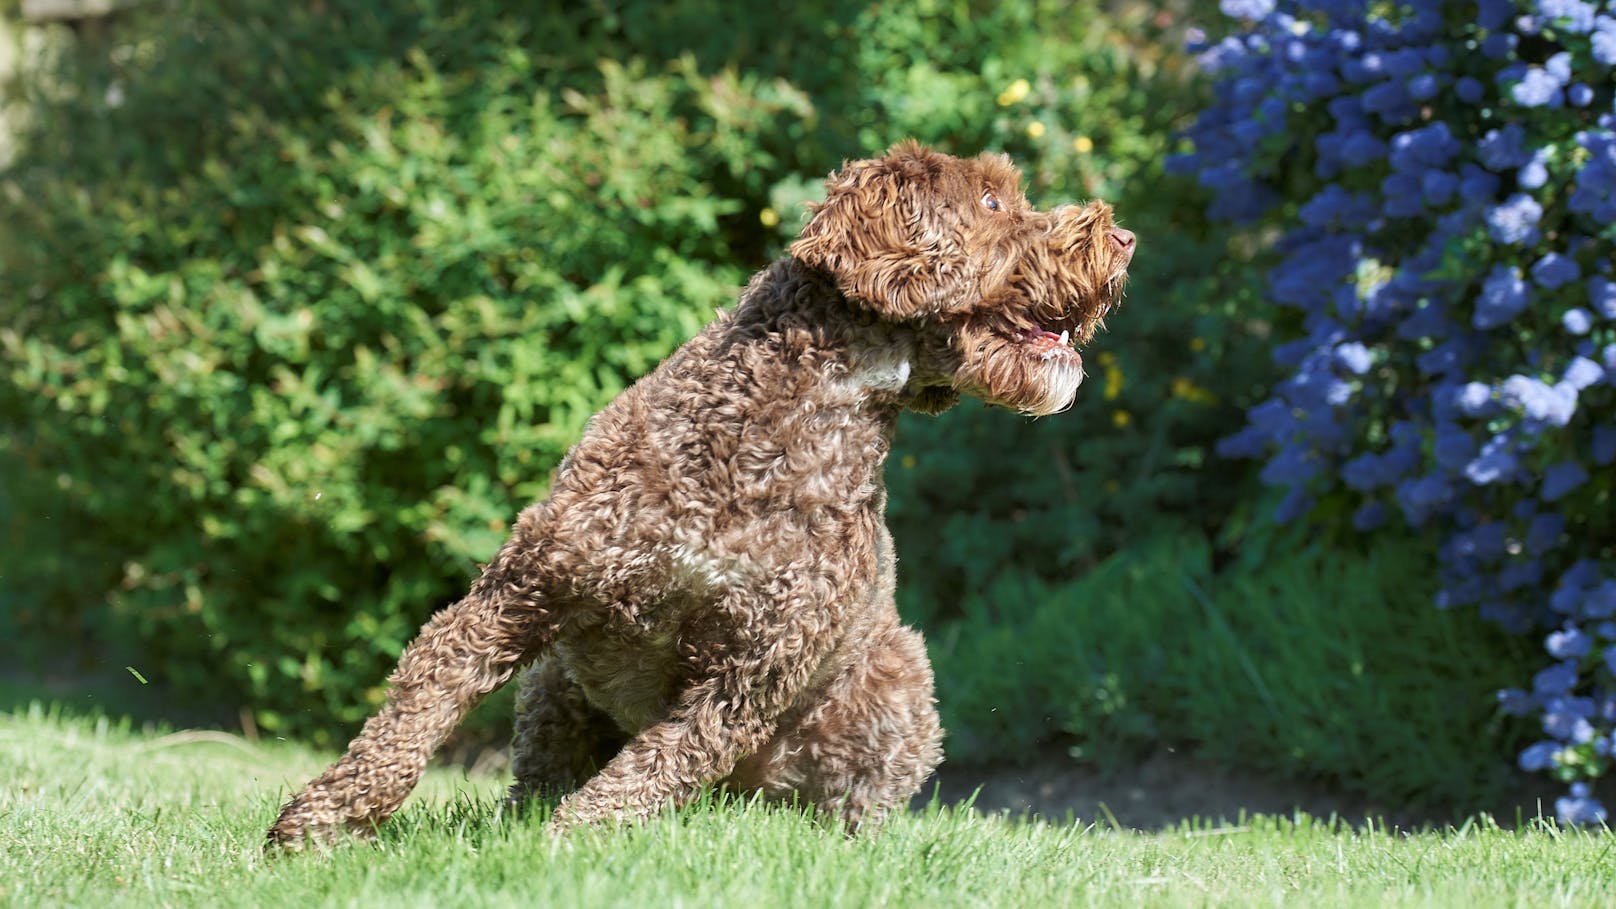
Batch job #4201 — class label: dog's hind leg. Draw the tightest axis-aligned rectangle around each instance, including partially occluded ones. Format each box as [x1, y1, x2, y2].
[266, 537, 556, 850]
[731, 618, 943, 833]
[506, 655, 628, 804]
[543, 582, 847, 832]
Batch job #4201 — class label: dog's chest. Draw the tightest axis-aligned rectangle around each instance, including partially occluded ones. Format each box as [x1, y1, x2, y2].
[556, 626, 685, 734]
[552, 579, 727, 734]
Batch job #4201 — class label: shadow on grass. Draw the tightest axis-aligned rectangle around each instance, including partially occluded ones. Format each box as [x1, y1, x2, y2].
[925, 742, 1570, 833]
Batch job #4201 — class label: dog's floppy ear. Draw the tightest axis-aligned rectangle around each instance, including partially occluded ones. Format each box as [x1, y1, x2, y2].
[789, 141, 975, 321]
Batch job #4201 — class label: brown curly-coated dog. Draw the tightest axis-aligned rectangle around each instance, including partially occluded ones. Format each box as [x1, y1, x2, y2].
[266, 141, 1134, 848]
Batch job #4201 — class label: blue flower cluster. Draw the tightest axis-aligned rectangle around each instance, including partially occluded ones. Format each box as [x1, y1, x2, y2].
[1175, 0, 1616, 823]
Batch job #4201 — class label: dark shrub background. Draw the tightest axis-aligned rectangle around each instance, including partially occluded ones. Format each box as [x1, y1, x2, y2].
[0, 0, 1532, 807]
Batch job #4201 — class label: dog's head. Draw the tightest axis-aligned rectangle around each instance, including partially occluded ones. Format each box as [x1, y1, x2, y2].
[790, 141, 1134, 416]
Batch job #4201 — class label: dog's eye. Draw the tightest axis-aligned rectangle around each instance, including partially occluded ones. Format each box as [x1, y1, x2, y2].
[981, 191, 1002, 212]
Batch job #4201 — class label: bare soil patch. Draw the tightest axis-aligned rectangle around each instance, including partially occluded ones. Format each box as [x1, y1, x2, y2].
[926, 744, 1560, 830]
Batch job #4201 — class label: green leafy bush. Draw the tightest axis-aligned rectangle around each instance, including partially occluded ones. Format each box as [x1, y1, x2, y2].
[0, 2, 805, 738]
[0, 0, 1271, 743]
[933, 528, 1535, 806]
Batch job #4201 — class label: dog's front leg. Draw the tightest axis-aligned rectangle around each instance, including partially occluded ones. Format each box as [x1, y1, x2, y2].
[547, 588, 834, 831]
[547, 670, 780, 831]
[266, 541, 555, 850]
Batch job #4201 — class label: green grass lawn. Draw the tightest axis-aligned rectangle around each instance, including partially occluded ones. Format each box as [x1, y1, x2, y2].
[4, 703, 1613, 909]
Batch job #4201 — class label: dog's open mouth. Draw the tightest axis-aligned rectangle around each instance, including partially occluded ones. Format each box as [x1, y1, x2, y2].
[955, 314, 1094, 417]
[1019, 327, 1083, 366]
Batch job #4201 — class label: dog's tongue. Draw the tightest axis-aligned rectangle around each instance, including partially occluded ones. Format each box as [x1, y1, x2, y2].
[1027, 328, 1081, 365]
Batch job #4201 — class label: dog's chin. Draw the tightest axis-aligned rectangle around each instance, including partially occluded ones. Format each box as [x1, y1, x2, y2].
[1005, 357, 1084, 417]
[952, 330, 1088, 417]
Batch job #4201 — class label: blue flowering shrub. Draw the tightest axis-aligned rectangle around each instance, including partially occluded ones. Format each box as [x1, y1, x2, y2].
[1174, 0, 1616, 823]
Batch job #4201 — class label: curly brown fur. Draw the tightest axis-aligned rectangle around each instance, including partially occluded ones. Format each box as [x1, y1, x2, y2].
[266, 141, 1134, 850]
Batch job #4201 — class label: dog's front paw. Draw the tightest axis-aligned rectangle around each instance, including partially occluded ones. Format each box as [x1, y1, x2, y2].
[264, 794, 379, 854]
[545, 791, 652, 834]
[543, 797, 593, 835]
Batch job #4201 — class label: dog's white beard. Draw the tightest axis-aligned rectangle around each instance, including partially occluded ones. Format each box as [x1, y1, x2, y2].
[1019, 360, 1085, 416]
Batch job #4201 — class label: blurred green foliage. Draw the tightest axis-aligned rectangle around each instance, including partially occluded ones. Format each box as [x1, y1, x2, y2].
[0, 0, 1275, 743]
[932, 527, 1536, 807]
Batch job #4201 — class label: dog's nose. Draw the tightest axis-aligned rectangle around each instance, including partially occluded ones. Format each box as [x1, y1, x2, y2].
[1108, 227, 1136, 258]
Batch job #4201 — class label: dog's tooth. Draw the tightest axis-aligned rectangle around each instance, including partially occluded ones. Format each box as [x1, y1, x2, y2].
[1058, 330, 1070, 347]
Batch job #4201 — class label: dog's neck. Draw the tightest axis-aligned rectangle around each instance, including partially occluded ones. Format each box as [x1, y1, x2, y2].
[719, 257, 954, 418]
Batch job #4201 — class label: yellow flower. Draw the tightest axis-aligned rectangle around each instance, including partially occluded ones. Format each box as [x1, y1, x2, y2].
[1072, 135, 1094, 154]
[1026, 121, 1046, 139]
[1104, 359, 1124, 400]
[759, 207, 780, 228]
[901, 454, 917, 469]
[1189, 337, 1206, 352]
[1170, 376, 1219, 405]
[1112, 409, 1132, 428]
[997, 78, 1031, 107]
